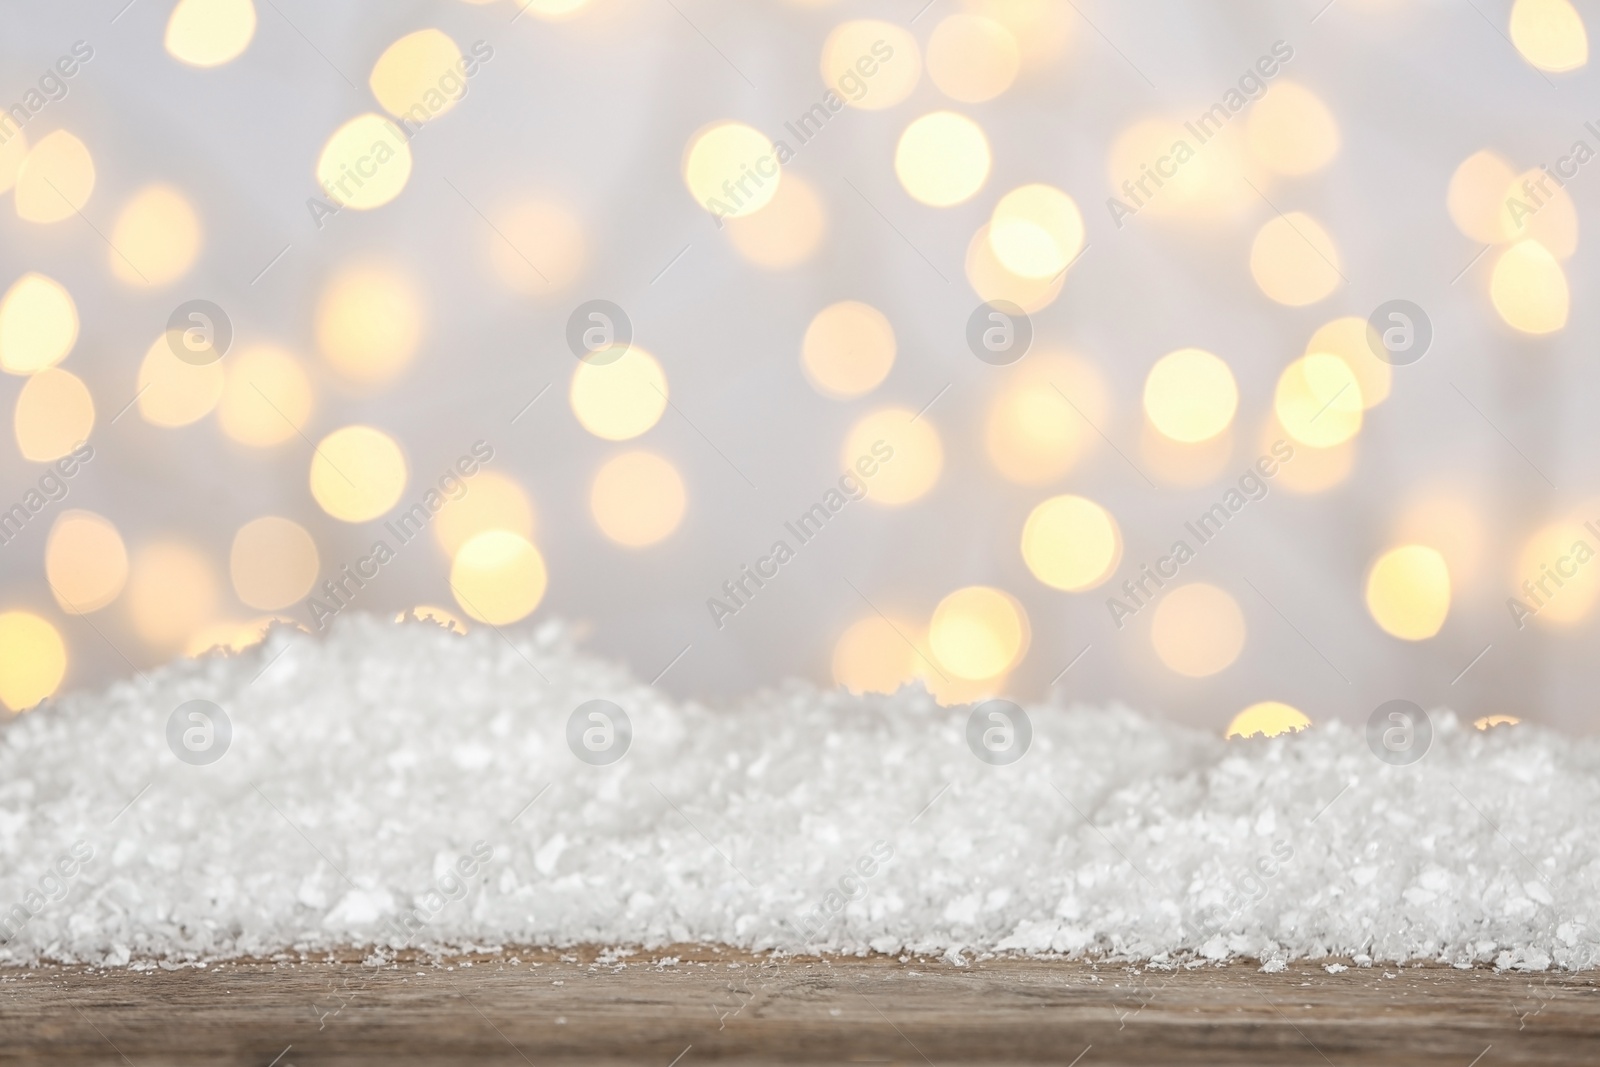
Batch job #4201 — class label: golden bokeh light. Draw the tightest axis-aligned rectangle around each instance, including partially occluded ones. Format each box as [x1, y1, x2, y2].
[0, 127, 28, 195]
[1475, 714, 1521, 730]
[1396, 492, 1485, 587]
[1447, 149, 1518, 244]
[15, 367, 93, 462]
[370, 29, 465, 121]
[485, 197, 587, 295]
[316, 113, 412, 211]
[1020, 494, 1121, 592]
[165, 0, 256, 67]
[820, 20, 920, 110]
[230, 516, 320, 610]
[832, 614, 920, 695]
[1245, 81, 1339, 175]
[1143, 348, 1237, 444]
[928, 585, 1029, 681]
[590, 450, 687, 548]
[397, 604, 469, 634]
[927, 13, 1019, 103]
[842, 407, 942, 506]
[1500, 167, 1578, 258]
[511, 0, 593, 19]
[1306, 316, 1390, 410]
[0, 612, 66, 713]
[108, 185, 203, 287]
[309, 425, 408, 523]
[218, 344, 315, 447]
[1249, 211, 1342, 306]
[1226, 702, 1311, 739]
[961, 0, 1071, 70]
[569, 345, 669, 441]
[127, 541, 218, 652]
[1509, 0, 1588, 72]
[987, 184, 1084, 279]
[1365, 544, 1451, 640]
[985, 353, 1108, 484]
[0, 273, 77, 375]
[14, 130, 94, 223]
[45, 511, 128, 614]
[137, 332, 224, 427]
[895, 111, 991, 207]
[684, 122, 780, 220]
[1489, 239, 1569, 334]
[801, 300, 896, 399]
[1512, 520, 1600, 626]
[315, 264, 423, 385]
[1263, 416, 1352, 494]
[450, 530, 547, 624]
[964, 223, 1066, 313]
[1107, 118, 1255, 221]
[433, 470, 536, 555]
[725, 171, 827, 270]
[1274, 353, 1363, 449]
[1151, 582, 1246, 677]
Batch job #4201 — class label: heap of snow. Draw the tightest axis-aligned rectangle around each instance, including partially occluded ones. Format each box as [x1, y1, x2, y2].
[0, 615, 1594, 970]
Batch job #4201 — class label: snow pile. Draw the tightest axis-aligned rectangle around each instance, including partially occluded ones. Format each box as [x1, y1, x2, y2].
[1, 615, 1596, 969]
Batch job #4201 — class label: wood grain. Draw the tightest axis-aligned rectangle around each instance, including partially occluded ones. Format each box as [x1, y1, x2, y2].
[3, 947, 1597, 1065]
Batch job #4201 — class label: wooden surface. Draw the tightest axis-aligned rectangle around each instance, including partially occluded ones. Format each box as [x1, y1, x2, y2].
[3, 946, 1598, 1065]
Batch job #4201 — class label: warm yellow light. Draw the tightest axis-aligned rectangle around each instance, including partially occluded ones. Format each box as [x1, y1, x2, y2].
[1264, 417, 1352, 495]
[961, 0, 1071, 71]
[45, 511, 127, 614]
[1306, 316, 1390, 409]
[1475, 714, 1521, 730]
[165, 0, 256, 67]
[433, 470, 536, 555]
[1510, 0, 1587, 72]
[726, 171, 826, 270]
[1107, 118, 1255, 221]
[512, 0, 592, 19]
[1396, 492, 1485, 587]
[895, 112, 991, 207]
[1021, 495, 1121, 592]
[315, 264, 422, 385]
[15, 130, 94, 224]
[230, 516, 320, 610]
[397, 604, 469, 634]
[108, 185, 202, 287]
[1490, 239, 1569, 334]
[450, 530, 547, 625]
[1500, 168, 1578, 258]
[370, 29, 465, 122]
[802, 301, 896, 399]
[1143, 348, 1237, 444]
[684, 122, 780, 219]
[218, 344, 313, 447]
[569, 345, 668, 441]
[1274, 353, 1363, 448]
[127, 542, 218, 651]
[964, 223, 1065, 313]
[928, 585, 1028, 681]
[316, 113, 412, 211]
[1366, 545, 1451, 640]
[988, 184, 1084, 279]
[841, 407, 942, 506]
[15, 368, 93, 462]
[832, 614, 920, 695]
[1448, 150, 1519, 245]
[985, 353, 1108, 484]
[927, 13, 1019, 103]
[309, 425, 408, 523]
[1226, 702, 1311, 739]
[1513, 521, 1600, 626]
[1250, 211, 1342, 306]
[484, 197, 587, 295]
[0, 127, 28, 195]
[590, 450, 687, 547]
[820, 20, 920, 110]
[1151, 583, 1246, 678]
[1246, 81, 1339, 175]
[137, 332, 224, 427]
[0, 273, 78, 375]
[0, 612, 66, 713]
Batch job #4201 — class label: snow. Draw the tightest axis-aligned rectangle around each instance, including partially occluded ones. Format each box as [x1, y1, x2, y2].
[1, 615, 1596, 969]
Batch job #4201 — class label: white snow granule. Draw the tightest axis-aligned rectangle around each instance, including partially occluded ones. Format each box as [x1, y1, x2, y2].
[0, 615, 1596, 969]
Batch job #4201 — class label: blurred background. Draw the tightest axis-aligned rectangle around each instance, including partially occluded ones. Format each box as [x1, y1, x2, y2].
[0, 0, 1595, 737]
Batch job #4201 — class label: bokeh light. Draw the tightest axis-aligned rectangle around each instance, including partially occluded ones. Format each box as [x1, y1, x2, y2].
[309, 425, 409, 523]
[1249, 211, 1342, 306]
[45, 511, 127, 614]
[965, 223, 1065, 313]
[138, 332, 224, 427]
[1489, 239, 1569, 334]
[927, 13, 1019, 103]
[315, 264, 423, 386]
[590, 451, 687, 547]
[1150, 582, 1246, 677]
[820, 20, 920, 110]
[15, 367, 94, 462]
[484, 197, 587, 295]
[832, 614, 919, 695]
[895, 112, 991, 207]
[0, 273, 77, 375]
[961, 0, 1071, 70]
[1020, 495, 1121, 592]
[0, 128, 28, 195]
[1509, 0, 1588, 72]
[127, 541, 219, 652]
[316, 113, 412, 211]
[14, 130, 94, 223]
[1264, 417, 1353, 495]
[801, 300, 896, 399]
[1365, 544, 1451, 640]
[726, 172, 826, 269]
[0, 612, 66, 712]
[230, 516, 320, 610]
[398, 604, 469, 634]
[1395, 491, 1486, 587]
[165, 0, 256, 67]
[370, 29, 465, 121]
[1143, 348, 1237, 444]
[569, 345, 669, 441]
[1500, 167, 1578, 258]
[987, 184, 1084, 279]
[1305, 316, 1390, 410]
[928, 585, 1028, 681]
[108, 185, 203, 287]
[683, 122, 780, 219]
[985, 353, 1108, 484]
[1245, 81, 1339, 175]
[1512, 520, 1600, 626]
[842, 408, 942, 505]
[218, 344, 314, 447]
[1225, 702, 1311, 739]
[1107, 118, 1254, 221]
[433, 470, 536, 556]
[1448, 149, 1518, 244]
[450, 530, 547, 624]
[506, 0, 591, 19]
[1274, 353, 1363, 448]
